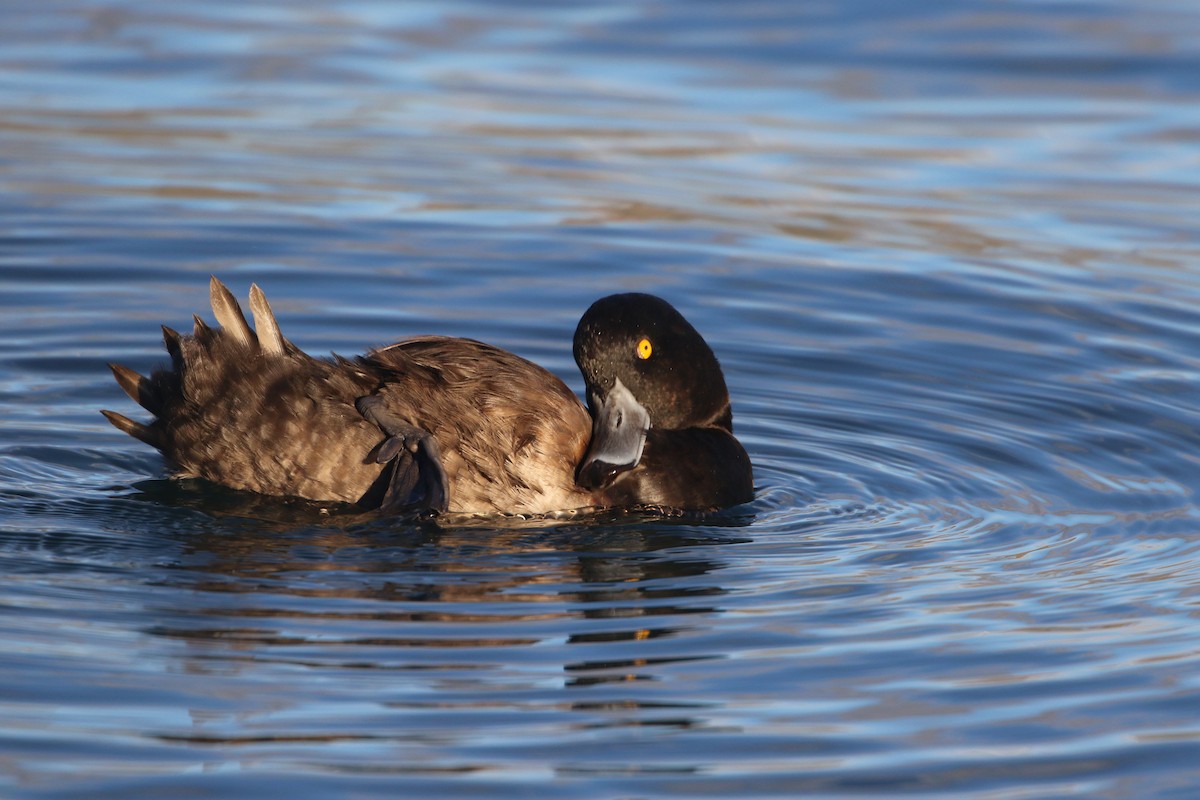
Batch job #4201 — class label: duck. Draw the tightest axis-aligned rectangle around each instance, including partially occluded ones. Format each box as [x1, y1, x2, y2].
[103, 278, 753, 517]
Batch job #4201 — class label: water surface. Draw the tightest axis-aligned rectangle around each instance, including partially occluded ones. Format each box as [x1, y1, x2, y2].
[3, 1, 1200, 797]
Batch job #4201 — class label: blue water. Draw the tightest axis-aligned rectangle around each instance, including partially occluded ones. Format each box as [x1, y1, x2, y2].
[3, 1, 1200, 797]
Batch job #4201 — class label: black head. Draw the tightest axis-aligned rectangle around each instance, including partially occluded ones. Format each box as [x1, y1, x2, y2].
[572, 293, 737, 492]
[573, 293, 732, 431]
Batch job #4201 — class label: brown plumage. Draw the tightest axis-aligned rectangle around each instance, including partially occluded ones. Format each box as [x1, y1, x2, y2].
[104, 279, 753, 517]
[105, 278, 592, 515]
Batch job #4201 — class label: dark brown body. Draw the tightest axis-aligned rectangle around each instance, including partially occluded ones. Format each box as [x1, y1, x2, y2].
[105, 281, 594, 515]
[171, 334, 593, 514]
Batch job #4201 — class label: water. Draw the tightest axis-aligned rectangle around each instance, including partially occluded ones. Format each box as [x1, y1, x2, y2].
[3, 0, 1200, 797]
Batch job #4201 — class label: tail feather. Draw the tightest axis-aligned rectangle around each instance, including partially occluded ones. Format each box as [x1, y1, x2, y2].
[109, 363, 161, 414]
[209, 276, 255, 348]
[162, 325, 184, 371]
[109, 278, 303, 454]
[101, 409, 161, 449]
[249, 283, 286, 356]
[192, 314, 211, 337]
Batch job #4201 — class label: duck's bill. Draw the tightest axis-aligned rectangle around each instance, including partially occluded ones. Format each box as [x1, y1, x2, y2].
[577, 378, 649, 490]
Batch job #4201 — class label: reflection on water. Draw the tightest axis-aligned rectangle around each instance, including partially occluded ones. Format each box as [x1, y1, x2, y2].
[101, 503, 742, 778]
[3, 0, 1200, 797]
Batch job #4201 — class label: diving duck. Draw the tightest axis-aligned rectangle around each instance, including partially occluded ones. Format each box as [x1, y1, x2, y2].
[104, 278, 753, 516]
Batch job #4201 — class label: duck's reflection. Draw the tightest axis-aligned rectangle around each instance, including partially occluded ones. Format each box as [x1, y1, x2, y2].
[127, 478, 751, 753]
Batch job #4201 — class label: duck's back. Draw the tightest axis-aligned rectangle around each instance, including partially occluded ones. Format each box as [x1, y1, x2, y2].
[104, 280, 594, 515]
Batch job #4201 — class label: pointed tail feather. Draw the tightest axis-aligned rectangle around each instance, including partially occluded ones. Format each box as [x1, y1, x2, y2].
[108, 363, 162, 414]
[161, 325, 184, 371]
[101, 409, 162, 449]
[209, 276, 255, 347]
[249, 283, 286, 356]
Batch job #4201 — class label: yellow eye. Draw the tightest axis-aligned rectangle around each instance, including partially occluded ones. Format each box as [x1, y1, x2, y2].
[636, 338, 653, 360]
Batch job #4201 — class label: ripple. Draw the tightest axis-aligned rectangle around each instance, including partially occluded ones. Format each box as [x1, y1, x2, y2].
[4, 0, 1200, 797]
